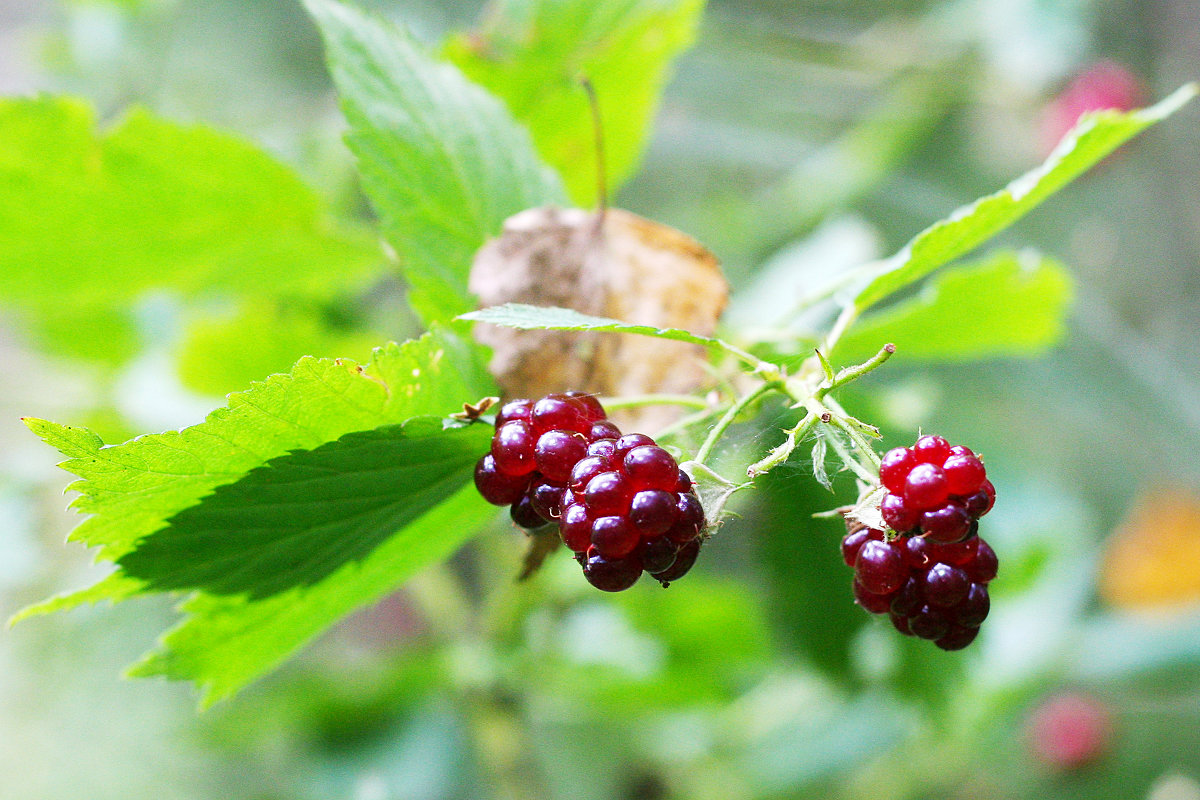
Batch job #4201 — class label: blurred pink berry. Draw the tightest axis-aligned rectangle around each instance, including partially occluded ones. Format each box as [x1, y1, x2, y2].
[1026, 692, 1115, 769]
[1041, 61, 1143, 154]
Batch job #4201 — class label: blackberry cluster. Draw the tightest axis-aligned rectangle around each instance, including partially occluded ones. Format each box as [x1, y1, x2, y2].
[842, 434, 999, 651]
[842, 523, 998, 650]
[473, 392, 705, 591]
[878, 435, 995, 542]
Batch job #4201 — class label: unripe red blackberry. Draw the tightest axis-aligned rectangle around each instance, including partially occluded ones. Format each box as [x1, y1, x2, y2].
[877, 435, 994, 541]
[840, 519, 998, 651]
[474, 392, 707, 590]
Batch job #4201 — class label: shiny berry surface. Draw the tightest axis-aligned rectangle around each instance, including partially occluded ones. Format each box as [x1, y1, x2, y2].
[495, 398, 532, 426]
[912, 434, 951, 464]
[492, 421, 537, 476]
[530, 395, 589, 435]
[559, 503, 592, 552]
[583, 471, 632, 517]
[920, 502, 972, 543]
[591, 515, 639, 558]
[650, 538, 700, 586]
[854, 540, 907, 595]
[624, 445, 680, 491]
[582, 550, 642, 592]
[629, 490, 678, 537]
[923, 563, 970, 607]
[904, 463, 950, 511]
[474, 454, 529, 506]
[881, 493, 919, 533]
[880, 447, 917, 493]
[510, 495, 548, 530]
[534, 430, 588, 483]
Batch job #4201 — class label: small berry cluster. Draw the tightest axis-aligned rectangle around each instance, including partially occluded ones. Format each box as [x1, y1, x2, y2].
[473, 392, 705, 591]
[842, 523, 997, 650]
[842, 435, 999, 650]
[878, 435, 995, 542]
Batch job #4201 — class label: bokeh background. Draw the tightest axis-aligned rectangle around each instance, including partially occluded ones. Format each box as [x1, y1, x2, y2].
[2, 0, 1200, 798]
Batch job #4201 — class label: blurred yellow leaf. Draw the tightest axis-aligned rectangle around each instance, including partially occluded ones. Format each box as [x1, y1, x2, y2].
[1100, 488, 1200, 610]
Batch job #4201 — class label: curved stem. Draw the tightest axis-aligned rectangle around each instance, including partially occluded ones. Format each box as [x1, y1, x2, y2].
[599, 393, 712, 411]
[694, 380, 781, 466]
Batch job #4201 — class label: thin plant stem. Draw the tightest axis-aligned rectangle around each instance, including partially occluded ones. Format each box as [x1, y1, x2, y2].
[694, 380, 781, 466]
[599, 393, 712, 411]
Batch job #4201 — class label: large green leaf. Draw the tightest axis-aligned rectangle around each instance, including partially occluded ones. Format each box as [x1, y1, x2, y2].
[0, 96, 380, 364]
[18, 327, 497, 703]
[119, 419, 490, 598]
[851, 84, 1196, 312]
[305, 0, 567, 325]
[175, 298, 386, 397]
[833, 250, 1074, 363]
[444, 0, 704, 205]
[125, 472, 494, 708]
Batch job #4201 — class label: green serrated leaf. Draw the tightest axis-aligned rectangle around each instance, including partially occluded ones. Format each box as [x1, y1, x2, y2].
[834, 250, 1074, 363]
[852, 83, 1197, 312]
[460, 303, 719, 348]
[118, 419, 490, 598]
[305, 0, 567, 325]
[444, 0, 704, 205]
[0, 96, 380, 365]
[126, 483, 494, 707]
[19, 327, 497, 701]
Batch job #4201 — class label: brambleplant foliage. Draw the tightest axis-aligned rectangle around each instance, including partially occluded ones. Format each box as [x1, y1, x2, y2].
[5, 0, 1195, 705]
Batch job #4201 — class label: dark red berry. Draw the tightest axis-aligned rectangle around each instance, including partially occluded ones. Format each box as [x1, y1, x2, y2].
[629, 490, 678, 537]
[624, 445, 680, 491]
[591, 515, 639, 558]
[675, 469, 693, 493]
[613, 433, 654, 459]
[531, 395, 589, 435]
[667, 492, 705, 543]
[495, 398, 532, 426]
[948, 444, 975, 458]
[528, 480, 566, 522]
[890, 611, 914, 636]
[881, 493, 919, 533]
[965, 538, 998, 583]
[903, 463, 949, 511]
[852, 578, 895, 613]
[923, 563, 970, 607]
[890, 576, 924, 617]
[854, 539, 907, 595]
[934, 536, 977, 567]
[909, 604, 951, 640]
[587, 438, 617, 459]
[582, 549, 642, 592]
[902, 534, 936, 570]
[474, 454, 529, 505]
[943, 454, 986, 495]
[534, 430, 588, 483]
[640, 536, 678, 574]
[912, 434, 951, 465]
[934, 624, 979, 651]
[492, 421, 537, 476]
[510, 495, 548, 529]
[563, 391, 606, 422]
[880, 447, 917, 493]
[964, 479, 996, 518]
[841, 527, 881, 567]
[560, 503, 592, 552]
[569, 455, 611, 493]
[953, 582, 990, 627]
[583, 471, 632, 517]
[588, 420, 622, 442]
[651, 538, 700, 586]
[920, 501, 972, 543]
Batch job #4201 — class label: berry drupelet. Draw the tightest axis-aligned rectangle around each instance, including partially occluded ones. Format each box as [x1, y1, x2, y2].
[473, 392, 706, 591]
[879, 435, 994, 543]
[841, 523, 998, 650]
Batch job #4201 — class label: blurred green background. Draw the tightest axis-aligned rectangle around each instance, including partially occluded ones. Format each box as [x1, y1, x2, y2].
[2, 0, 1200, 798]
